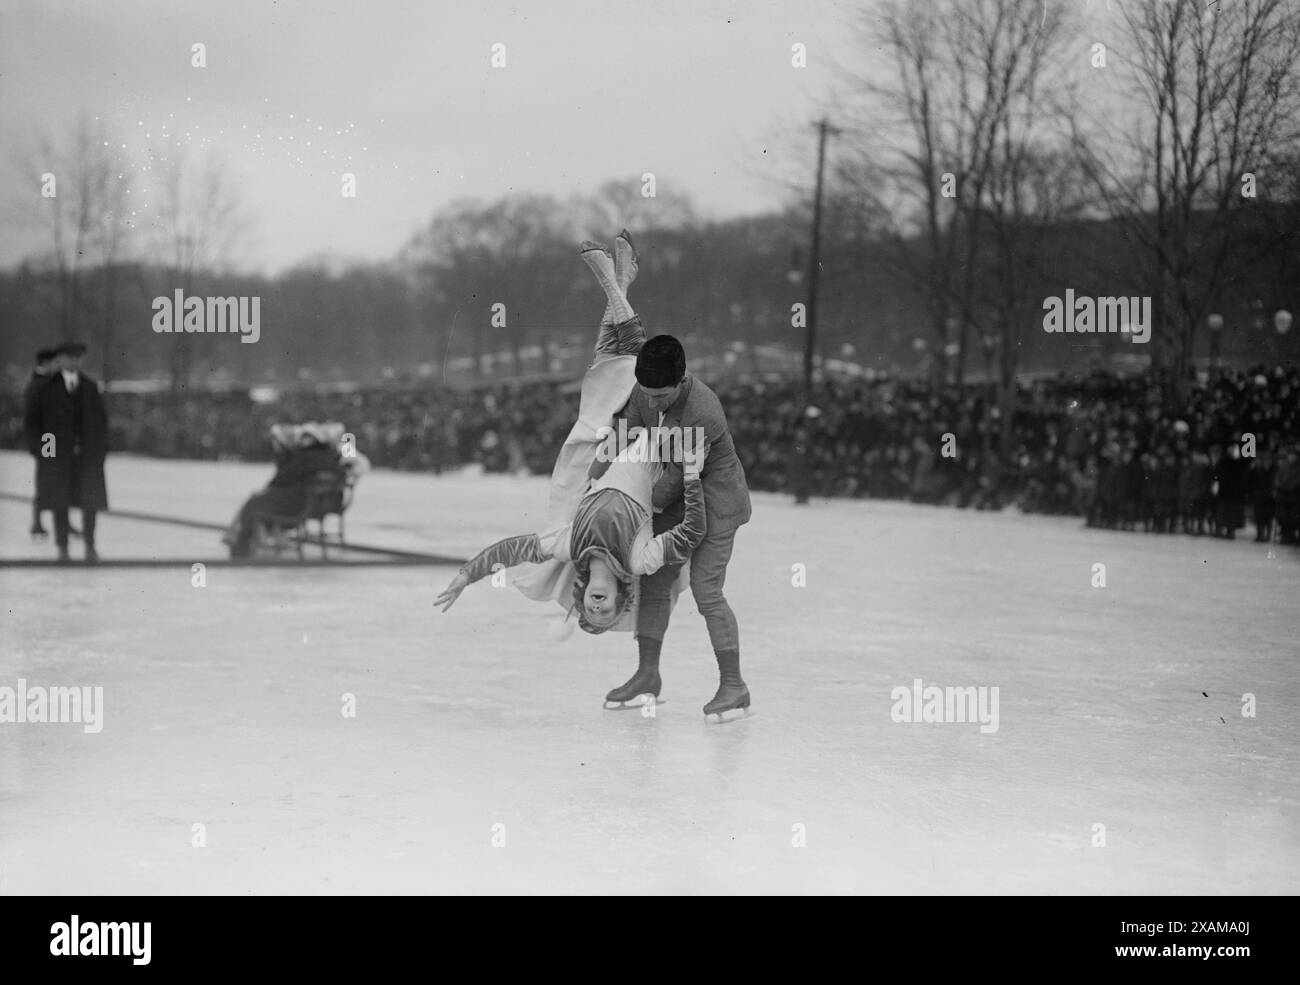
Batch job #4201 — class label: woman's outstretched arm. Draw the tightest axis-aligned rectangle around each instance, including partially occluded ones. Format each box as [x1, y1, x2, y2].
[434, 533, 557, 612]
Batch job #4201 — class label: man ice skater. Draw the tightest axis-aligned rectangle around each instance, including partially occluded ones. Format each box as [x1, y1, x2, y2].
[25, 341, 109, 564]
[595, 334, 753, 721]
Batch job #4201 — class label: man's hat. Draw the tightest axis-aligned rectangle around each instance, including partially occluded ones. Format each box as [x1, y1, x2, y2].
[635, 334, 686, 388]
[36, 347, 58, 363]
[56, 341, 87, 356]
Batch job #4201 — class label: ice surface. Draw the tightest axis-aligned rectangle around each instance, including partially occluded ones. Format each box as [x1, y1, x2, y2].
[1, 450, 1296, 893]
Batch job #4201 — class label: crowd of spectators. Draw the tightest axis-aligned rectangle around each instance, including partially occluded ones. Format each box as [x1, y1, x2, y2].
[4, 364, 1298, 543]
[725, 364, 1300, 543]
[5, 383, 580, 476]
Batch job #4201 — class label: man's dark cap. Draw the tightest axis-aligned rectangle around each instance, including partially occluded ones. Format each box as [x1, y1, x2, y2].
[36, 347, 58, 363]
[57, 341, 87, 356]
[635, 334, 686, 388]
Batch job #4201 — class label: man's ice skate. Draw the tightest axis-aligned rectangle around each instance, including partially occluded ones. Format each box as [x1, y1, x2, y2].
[703, 682, 752, 723]
[603, 668, 663, 711]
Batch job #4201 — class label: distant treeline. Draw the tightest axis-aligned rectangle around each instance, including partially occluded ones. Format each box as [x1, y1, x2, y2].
[1, 196, 1296, 386]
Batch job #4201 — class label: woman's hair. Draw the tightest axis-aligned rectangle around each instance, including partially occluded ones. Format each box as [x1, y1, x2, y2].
[571, 546, 634, 634]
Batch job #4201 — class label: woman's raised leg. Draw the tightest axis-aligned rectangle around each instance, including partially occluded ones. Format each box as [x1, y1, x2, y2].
[585, 232, 644, 360]
[582, 241, 632, 325]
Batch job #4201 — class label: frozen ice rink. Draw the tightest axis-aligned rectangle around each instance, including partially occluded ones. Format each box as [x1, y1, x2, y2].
[1, 448, 1296, 894]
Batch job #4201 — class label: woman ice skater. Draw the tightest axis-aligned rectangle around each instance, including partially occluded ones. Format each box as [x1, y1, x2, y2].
[434, 233, 707, 707]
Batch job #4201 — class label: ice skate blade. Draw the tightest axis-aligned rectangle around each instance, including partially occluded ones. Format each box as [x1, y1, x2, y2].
[705, 705, 754, 725]
[603, 693, 663, 711]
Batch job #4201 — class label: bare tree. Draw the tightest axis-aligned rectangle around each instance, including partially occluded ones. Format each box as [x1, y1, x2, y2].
[41, 117, 96, 338]
[145, 136, 249, 391]
[88, 142, 132, 383]
[838, 0, 1076, 385]
[24, 115, 134, 371]
[401, 186, 702, 381]
[402, 194, 577, 377]
[581, 178, 698, 236]
[980, 145, 1091, 454]
[1070, 0, 1300, 394]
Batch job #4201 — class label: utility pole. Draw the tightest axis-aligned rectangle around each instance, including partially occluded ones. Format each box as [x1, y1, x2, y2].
[804, 117, 841, 401]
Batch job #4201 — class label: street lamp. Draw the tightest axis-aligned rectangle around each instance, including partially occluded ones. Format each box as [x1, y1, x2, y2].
[941, 316, 961, 384]
[1207, 312, 1224, 370]
[981, 334, 998, 380]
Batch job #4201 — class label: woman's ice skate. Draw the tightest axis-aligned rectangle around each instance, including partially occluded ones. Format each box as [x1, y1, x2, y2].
[614, 228, 638, 290]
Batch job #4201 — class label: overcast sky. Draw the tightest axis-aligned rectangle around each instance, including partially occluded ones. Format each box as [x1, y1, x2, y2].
[0, 0, 867, 273]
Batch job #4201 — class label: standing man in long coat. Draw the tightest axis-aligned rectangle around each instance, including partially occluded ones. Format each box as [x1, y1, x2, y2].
[24, 341, 109, 563]
[22, 346, 58, 538]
